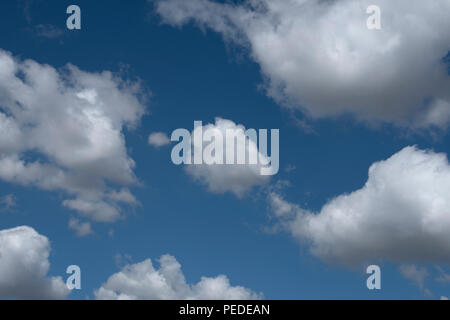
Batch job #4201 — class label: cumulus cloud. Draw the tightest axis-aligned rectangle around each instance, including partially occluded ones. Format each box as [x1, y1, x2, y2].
[148, 132, 170, 147]
[269, 146, 450, 266]
[156, 0, 450, 129]
[0, 226, 70, 299]
[94, 254, 262, 300]
[0, 49, 146, 223]
[182, 118, 272, 197]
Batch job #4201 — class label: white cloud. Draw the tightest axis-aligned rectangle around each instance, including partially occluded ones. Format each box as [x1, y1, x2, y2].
[0, 49, 146, 223]
[68, 217, 93, 237]
[156, 0, 450, 129]
[184, 118, 271, 197]
[94, 254, 262, 300]
[0, 226, 70, 299]
[269, 146, 450, 266]
[63, 198, 121, 222]
[148, 132, 170, 147]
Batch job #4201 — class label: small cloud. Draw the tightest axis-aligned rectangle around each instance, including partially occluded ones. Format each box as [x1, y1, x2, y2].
[399, 265, 431, 295]
[68, 217, 93, 237]
[35, 24, 64, 38]
[424, 288, 433, 297]
[114, 253, 133, 268]
[0, 194, 16, 211]
[107, 188, 139, 206]
[292, 115, 317, 135]
[441, 296, 449, 300]
[148, 132, 170, 147]
[22, 0, 33, 24]
[435, 266, 450, 284]
[284, 164, 296, 173]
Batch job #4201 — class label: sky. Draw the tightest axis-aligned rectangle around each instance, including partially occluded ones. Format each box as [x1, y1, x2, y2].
[1, 0, 450, 300]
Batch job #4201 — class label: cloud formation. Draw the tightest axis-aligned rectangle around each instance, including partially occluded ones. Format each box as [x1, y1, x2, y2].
[269, 146, 450, 266]
[0, 49, 146, 223]
[183, 118, 271, 197]
[156, 0, 450, 129]
[95, 254, 262, 300]
[148, 132, 170, 147]
[0, 226, 70, 299]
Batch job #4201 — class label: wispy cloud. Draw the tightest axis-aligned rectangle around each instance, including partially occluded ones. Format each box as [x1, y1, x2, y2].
[35, 24, 64, 38]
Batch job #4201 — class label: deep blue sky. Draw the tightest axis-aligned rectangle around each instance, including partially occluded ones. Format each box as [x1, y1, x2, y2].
[1, 0, 449, 299]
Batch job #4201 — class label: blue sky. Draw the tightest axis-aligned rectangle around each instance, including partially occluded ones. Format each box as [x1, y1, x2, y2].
[1, 0, 450, 300]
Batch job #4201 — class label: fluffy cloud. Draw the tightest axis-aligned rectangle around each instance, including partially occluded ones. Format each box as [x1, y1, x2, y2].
[269, 146, 450, 266]
[0, 49, 146, 223]
[183, 118, 272, 197]
[148, 132, 170, 147]
[0, 226, 70, 299]
[94, 254, 262, 300]
[156, 0, 450, 129]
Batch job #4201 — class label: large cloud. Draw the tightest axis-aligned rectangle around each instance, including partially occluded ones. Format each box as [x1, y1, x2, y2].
[0, 49, 145, 223]
[94, 254, 261, 300]
[156, 0, 450, 129]
[182, 118, 272, 197]
[269, 146, 450, 266]
[0, 226, 70, 299]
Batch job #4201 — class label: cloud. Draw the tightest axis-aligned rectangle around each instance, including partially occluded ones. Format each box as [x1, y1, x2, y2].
[183, 118, 271, 197]
[269, 146, 450, 266]
[148, 132, 170, 147]
[21, 0, 34, 24]
[0, 194, 16, 210]
[94, 254, 262, 300]
[156, 0, 450, 129]
[35, 24, 64, 38]
[0, 49, 146, 223]
[68, 217, 93, 237]
[399, 265, 429, 289]
[435, 267, 450, 284]
[20, 1, 64, 39]
[0, 226, 70, 299]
